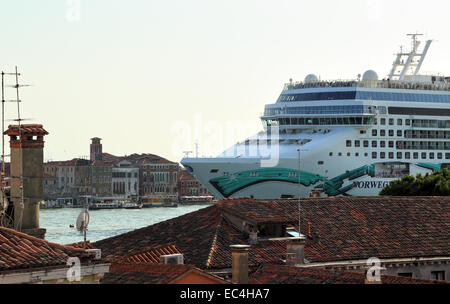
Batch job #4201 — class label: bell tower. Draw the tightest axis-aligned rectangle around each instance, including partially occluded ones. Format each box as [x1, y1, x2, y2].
[90, 137, 103, 162]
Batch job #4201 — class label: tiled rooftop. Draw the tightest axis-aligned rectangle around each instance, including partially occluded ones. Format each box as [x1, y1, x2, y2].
[118, 244, 181, 264]
[101, 263, 230, 284]
[4, 124, 49, 136]
[249, 264, 447, 284]
[93, 196, 450, 270]
[0, 227, 99, 273]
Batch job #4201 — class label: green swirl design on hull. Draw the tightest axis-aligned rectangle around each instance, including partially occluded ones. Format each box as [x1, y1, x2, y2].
[417, 163, 442, 172]
[210, 164, 376, 198]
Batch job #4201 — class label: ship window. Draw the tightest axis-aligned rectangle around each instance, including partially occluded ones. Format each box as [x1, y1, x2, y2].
[389, 141, 394, 148]
[397, 152, 402, 159]
[338, 153, 342, 156]
[363, 141, 369, 148]
[210, 169, 219, 173]
[446, 153, 450, 160]
[347, 153, 351, 157]
[389, 152, 394, 159]
[430, 153, 435, 159]
[355, 153, 359, 157]
[380, 152, 385, 159]
[329, 152, 333, 156]
[389, 119, 394, 126]
[380, 118, 386, 125]
[380, 141, 386, 148]
[318, 161, 324, 165]
[372, 141, 377, 148]
[364, 153, 368, 157]
[438, 153, 443, 160]
[355, 140, 360, 147]
[421, 152, 427, 159]
[431, 271, 446, 281]
[360, 130, 366, 134]
[405, 152, 411, 159]
[380, 130, 386, 137]
[397, 130, 402, 137]
[372, 129, 377, 136]
[389, 130, 394, 137]
[373, 118, 378, 125]
[397, 119, 403, 126]
[406, 119, 411, 126]
[372, 152, 377, 159]
[414, 152, 419, 159]
[346, 140, 352, 147]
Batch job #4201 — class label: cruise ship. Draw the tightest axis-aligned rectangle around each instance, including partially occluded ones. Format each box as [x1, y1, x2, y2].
[181, 34, 450, 199]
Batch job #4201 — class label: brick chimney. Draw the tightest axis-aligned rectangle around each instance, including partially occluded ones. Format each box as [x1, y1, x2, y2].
[230, 245, 250, 284]
[286, 236, 306, 266]
[4, 124, 48, 239]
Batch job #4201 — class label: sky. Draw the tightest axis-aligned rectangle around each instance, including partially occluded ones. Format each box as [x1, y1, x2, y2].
[0, 0, 449, 162]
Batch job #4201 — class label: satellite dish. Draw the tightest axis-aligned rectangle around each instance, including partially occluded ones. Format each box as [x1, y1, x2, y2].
[76, 210, 90, 233]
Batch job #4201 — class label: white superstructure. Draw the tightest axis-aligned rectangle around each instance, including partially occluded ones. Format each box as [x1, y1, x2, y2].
[182, 35, 450, 199]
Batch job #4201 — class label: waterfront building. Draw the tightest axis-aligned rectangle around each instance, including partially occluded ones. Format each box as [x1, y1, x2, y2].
[126, 154, 179, 197]
[0, 226, 109, 284]
[178, 169, 212, 197]
[93, 196, 450, 282]
[111, 160, 139, 199]
[42, 139, 216, 203]
[43, 172, 58, 201]
[90, 160, 113, 198]
[55, 159, 77, 197]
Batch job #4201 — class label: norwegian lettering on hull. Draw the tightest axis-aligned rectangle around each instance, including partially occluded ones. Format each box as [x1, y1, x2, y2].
[352, 181, 391, 189]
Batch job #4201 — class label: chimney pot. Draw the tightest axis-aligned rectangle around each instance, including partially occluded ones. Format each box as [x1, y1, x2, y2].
[231, 245, 250, 284]
[249, 231, 258, 244]
[286, 236, 306, 266]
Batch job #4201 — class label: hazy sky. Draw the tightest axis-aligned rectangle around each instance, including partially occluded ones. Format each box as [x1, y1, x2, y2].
[1, 0, 449, 162]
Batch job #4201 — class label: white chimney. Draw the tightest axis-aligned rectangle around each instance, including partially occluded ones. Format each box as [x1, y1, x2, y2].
[286, 236, 306, 266]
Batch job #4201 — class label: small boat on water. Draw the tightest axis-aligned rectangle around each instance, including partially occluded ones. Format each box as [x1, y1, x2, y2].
[88, 201, 121, 210]
[141, 196, 178, 208]
[122, 202, 143, 209]
[88, 197, 122, 210]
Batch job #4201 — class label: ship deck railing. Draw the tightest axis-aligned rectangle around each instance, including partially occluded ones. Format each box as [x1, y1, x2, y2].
[283, 80, 450, 92]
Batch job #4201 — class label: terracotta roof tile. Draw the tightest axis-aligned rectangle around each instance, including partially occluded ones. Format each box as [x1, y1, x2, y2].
[101, 263, 196, 284]
[94, 197, 450, 271]
[0, 227, 99, 272]
[249, 264, 448, 284]
[4, 124, 48, 136]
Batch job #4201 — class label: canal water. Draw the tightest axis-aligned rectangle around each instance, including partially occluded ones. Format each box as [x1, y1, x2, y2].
[40, 205, 211, 245]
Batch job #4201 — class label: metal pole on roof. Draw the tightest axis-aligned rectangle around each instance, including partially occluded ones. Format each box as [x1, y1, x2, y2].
[1, 71, 4, 224]
[297, 149, 301, 234]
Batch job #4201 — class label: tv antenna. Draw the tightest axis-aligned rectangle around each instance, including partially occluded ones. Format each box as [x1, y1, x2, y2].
[1, 66, 32, 231]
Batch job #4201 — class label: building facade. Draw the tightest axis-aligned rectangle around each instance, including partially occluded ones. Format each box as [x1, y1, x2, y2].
[112, 160, 139, 199]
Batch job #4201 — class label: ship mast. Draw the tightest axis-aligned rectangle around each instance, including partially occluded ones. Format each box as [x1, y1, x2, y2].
[388, 33, 432, 81]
